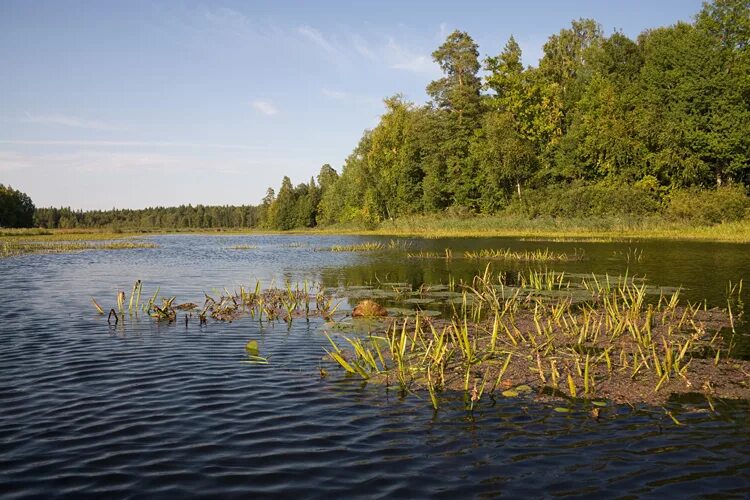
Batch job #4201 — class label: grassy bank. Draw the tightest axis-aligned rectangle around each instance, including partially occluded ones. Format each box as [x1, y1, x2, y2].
[334, 214, 750, 243]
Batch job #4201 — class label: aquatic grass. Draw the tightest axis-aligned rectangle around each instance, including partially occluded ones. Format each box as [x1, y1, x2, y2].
[1, 239, 157, 258]
[323, 242, 386, 252]
[464, 248, 583, 262]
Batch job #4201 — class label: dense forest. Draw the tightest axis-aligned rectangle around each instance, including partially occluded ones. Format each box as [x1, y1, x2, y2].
[6, 0, 750, 231]
[260, 0, 750, 228]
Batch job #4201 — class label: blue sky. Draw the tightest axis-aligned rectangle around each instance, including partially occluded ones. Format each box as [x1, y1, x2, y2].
[0, 0, 703, 210]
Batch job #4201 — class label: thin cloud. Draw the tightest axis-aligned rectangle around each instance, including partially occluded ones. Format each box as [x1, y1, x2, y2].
[298, 25, 337, 54]
[22, 112, 116, 130]
[0, 150, 283, 175]
[0, 139, 256, 149]
[250, 100, 278, 116]
[386, 38, 439, 76]
[0, 151, 33, 172]
[321, 88, 350, 101]
[321, 88, 381, 108]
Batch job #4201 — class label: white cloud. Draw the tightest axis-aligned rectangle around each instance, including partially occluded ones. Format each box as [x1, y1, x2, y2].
[321, 88, 350, 101]
[0, 151, 33, 172]
[298, 25, 337, 54]
[0, 149, 291, 175]
[22, 112, 116, 130]
[321, 88, 381, 108]
[385, 38, 439, 76]
[0, 139, 255, 149]
[352, 34, 377, 61]
[250, 100, 278, 116]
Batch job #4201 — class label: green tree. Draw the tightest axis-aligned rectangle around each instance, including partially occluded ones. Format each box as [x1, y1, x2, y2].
[0, 184, 35, 228]
[425, 30, 484, 210]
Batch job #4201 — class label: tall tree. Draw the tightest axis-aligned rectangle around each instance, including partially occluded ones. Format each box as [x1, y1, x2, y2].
[425, 30, 484, 210]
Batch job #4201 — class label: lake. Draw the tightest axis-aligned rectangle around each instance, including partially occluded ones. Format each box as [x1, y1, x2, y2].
[1, 234, 749, 497]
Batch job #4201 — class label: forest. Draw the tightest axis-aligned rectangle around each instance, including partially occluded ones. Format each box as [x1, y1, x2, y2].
[262, 0, 750, 230]
[5, 0, 749, 231]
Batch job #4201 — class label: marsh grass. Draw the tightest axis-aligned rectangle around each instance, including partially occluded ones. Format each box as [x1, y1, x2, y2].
[324, 242, 386, 252]
[464, 248, 584, 262]
[360, 214, 750, 243]
[1, 240, 158, 258]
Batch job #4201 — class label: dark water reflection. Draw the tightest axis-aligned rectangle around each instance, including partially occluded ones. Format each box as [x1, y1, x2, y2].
[1, 234, 749, 497]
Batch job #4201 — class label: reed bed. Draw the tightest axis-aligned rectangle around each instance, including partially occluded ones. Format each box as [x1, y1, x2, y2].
[1, 240, 157, 258]
[326, 268, 748, 409]
[325, 242, 386, 252]
[406, 247, 582, 262]
[323, 240, 411, 252]
[464, 248, 584, 262]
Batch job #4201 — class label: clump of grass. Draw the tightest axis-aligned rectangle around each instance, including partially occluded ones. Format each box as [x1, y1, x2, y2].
[1, 240, 157, 258]
[324, 242, 385, 252]
[464, 248, 583, 262]
[407, 248, 454, 260]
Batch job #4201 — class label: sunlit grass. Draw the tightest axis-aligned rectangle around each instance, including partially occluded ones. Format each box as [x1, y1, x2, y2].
[0, 240, 157, 258]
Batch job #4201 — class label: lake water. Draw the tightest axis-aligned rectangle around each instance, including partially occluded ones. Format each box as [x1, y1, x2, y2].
[1, 234, 749, 497]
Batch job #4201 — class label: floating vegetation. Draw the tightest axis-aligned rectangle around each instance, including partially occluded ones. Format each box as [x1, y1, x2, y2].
[1, 240, 158, 258]
[464, 248, 584, 262]
[228, 244, 258, 250]
[325, 267, 749, 409]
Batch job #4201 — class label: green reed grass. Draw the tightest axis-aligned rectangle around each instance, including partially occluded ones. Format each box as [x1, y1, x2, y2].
[1, 240, 157, 258]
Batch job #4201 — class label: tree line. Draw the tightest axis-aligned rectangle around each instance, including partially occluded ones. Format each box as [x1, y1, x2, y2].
[33, 205, 263, 230]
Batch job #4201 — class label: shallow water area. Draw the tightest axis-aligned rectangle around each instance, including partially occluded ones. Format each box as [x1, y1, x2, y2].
[1, 234, 749, 497]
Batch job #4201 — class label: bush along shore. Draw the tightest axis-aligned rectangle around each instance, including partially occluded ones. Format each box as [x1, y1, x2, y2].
[325, 268, 750, 410]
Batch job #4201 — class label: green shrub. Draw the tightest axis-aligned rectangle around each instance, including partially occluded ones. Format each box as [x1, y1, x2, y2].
[665, 186, 749, 225]
[506, 181, 660, 218]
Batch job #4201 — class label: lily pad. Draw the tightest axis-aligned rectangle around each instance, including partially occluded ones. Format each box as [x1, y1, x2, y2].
[554, 407, 571, 413]
[502, 390, 519, 397]
[592, 400, 608, 407]
[515, 384, 533, 394]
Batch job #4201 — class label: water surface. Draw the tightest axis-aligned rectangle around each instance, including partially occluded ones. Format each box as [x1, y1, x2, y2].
[1, 235, 748, 497]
